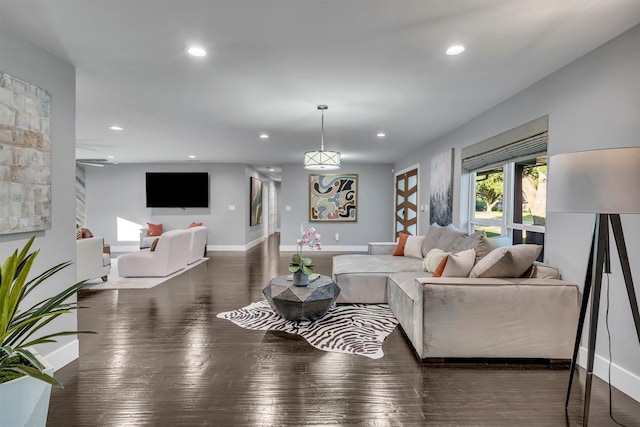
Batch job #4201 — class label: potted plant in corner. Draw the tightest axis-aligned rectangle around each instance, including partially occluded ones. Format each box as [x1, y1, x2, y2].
[0, 236, 92, 426]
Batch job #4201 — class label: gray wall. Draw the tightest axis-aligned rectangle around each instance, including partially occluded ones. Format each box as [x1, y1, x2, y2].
[395, 24, 640, 399]
[84, 163, 273, 250]
[279, 162, 395, 250]
[0, 28, 78, 368]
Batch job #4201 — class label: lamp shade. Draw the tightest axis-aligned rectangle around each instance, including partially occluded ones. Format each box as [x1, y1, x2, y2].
[304, 150, 341, 170]
[547, 147, 640, 214]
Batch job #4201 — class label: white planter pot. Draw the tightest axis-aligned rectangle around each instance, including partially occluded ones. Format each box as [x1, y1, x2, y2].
[0, 349, 54, 427]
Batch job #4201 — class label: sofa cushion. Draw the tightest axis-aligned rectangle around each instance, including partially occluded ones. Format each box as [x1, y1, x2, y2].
[436, 225, 467, 252]
[521, 262, 560, 279]
[189, 222, 203, 228]
[423, 248, 450, 272]
[421, 223, 444, 257]
[457, 231, 494, 262]
[469, 244, 542, 278]
[393, 232, 410, 256]
[433, 248, 476, 278]
[404, 235, 425, 258]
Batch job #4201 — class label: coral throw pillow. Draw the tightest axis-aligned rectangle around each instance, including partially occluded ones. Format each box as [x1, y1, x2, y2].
[392, 232, 410, 256]
[189, 222, 203, 228]
[147, 222, 163, 237]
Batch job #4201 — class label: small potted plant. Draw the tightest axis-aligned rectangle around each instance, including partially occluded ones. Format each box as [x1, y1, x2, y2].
[289, 226, 322, 286]
[0, 236, 92, 426]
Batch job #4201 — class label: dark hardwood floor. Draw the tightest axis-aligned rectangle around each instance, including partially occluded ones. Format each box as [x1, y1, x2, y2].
[48, 234, 639, 426]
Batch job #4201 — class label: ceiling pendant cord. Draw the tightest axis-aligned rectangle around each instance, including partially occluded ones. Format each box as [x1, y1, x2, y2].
[320, 106, 325, 152]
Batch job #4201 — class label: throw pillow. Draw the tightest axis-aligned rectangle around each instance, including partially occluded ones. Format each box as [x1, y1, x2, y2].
[469, 244, 542, 278]
[393, 232, 410, 256]
[81, 227, 93, 239]
[147, 222, 163, 237]
[404, 235, 425, 258]
[432, 255, 448, 277]
[149, 238, 160, 252]
[421, 223, 444, 257]
[423, 248, 451, 272]
[433, 248, 476, 277]
[189, 222, 203, 228]
[457, 231, 494, 262]
[435, 225, 467, 252]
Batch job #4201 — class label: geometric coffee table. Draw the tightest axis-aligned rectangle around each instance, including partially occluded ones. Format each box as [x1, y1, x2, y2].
[262, 275, 341, 321]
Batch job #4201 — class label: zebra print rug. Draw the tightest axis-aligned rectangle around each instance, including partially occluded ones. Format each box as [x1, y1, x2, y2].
[217, 301, 398, 359]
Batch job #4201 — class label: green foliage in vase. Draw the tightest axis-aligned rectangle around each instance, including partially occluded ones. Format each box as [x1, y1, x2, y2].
[0, 236, 93, 387]
[289, 227, 322, 275]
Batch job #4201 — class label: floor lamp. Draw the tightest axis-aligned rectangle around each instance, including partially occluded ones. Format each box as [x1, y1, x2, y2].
[548, 147, 640, 426]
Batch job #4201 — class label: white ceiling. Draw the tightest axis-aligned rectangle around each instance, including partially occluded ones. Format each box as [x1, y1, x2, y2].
[2, 0, 639, 180]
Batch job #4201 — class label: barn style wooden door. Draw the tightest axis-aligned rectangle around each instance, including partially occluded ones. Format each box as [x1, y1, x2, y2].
[395, 167, 418, 238]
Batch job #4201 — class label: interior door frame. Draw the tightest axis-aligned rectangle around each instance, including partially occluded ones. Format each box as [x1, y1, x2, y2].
[393, 163, 420, 239]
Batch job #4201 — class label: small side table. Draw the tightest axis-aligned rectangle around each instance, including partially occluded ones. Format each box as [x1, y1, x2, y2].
[262, 275, 341, 321]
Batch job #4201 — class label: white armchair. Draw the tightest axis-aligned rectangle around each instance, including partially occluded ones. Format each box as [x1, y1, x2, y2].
[76, 237, 111, 282]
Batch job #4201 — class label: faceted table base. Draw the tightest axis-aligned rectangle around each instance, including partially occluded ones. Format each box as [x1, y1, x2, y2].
[263, 275, 341, 321]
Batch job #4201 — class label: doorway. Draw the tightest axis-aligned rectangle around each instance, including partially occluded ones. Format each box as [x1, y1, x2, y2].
[394, 166, 419, 238]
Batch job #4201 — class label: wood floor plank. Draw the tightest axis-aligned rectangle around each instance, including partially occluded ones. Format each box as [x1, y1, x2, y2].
[47, 234, 640, 426]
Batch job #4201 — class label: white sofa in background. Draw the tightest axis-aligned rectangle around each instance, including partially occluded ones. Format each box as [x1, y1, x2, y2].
[118, 229, 192, 277]
[76, 237, 111, 282]
[187, 226, 208, 264]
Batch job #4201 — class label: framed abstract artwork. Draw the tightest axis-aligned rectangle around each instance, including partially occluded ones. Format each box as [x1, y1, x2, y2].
[430, 148, 454, 226]
[249, 176, 263, 226]
[0, 71, 52, 234]
[309, 174, 358, 222]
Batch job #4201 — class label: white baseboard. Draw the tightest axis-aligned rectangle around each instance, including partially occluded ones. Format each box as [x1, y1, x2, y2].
[43, 339, 79, 372]
[246, 236, 266, 250]
[279, 245, 368, 252]
[578, 346, 640, 402]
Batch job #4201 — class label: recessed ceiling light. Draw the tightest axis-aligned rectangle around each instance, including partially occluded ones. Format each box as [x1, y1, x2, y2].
[187, 46, 207, 57]
[259, 133, 269, 139]
[377, 132, 386, 138]
[446, 45, 465, 56]
[268, 167, 275, 172]
[188, 155, 196, 159]
[109, 125, 123, 131]
[107, 155, 114, 159]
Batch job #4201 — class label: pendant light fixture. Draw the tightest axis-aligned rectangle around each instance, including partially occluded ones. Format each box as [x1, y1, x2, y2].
[304, 105, 341, 170]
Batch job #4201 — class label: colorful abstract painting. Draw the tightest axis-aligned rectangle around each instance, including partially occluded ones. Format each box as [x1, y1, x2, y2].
[309, 174, 358, 222]
[0, 72, 52, 234]
[430, 148, 453, 226]
[249, 176, 262, 226]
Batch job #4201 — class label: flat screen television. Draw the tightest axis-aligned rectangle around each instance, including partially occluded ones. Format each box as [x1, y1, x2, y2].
[145, 172, 209, 208]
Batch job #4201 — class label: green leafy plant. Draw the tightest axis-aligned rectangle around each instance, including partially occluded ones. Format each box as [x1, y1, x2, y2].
[288, 227, 322, 275]
[0, 236, 92, 387]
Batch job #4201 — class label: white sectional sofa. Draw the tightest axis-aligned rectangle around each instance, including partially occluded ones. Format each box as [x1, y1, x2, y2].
[332, 225, 580, 362]
[118, 229, 192, 277]
[187, 226, 208, 264]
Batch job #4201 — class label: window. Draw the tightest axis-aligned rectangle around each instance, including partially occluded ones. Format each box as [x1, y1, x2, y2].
[470, 155, 547, 259]
[463, 116, 548, 260]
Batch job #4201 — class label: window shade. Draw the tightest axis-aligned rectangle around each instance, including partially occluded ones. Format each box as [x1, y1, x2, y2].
[462, 115, 548, 171]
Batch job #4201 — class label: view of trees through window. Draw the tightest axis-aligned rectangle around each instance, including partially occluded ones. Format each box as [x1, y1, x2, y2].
[471, 155, 547, 258]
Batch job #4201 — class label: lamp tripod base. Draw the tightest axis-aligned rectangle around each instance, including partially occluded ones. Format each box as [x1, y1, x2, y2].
[565, 213, 640, 426]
